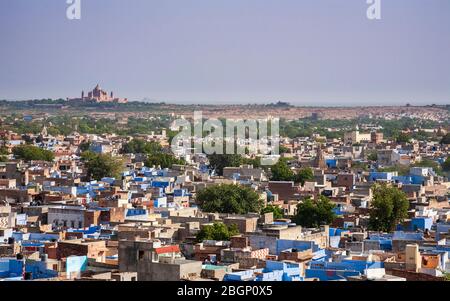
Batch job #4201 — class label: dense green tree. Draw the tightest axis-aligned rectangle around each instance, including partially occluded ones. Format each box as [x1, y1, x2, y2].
[261, 205, 284, 219]
[166, 129, 180, 145]
[0, 147, 8, 156]
[0, 139, 8, 156]
[411, 130, 434, 142]
[80, 150, 97, 162]
[440, 133, 450, 145]
[121, 139, 183, 169]
[196, 184, 263, 214]
[352, 161, 370, 171]
[78, 141, 91, 152]
[13, 145, 54, 162]
[325, 131, 344, 140]
[413, 159, 440, 169]
[369, 184, 409, 232]
[0, 113, 173, 137]
[207, 154, 242, 176]
[0, 138, 8, 162]
[121, 139, 162, 154]
[279, 145, 290, 154]
[241, 157, 262, 168]
[145, 153, 185, 169]
[294, 167, 314, 185]
[293, 196, 336, 228]
[81, 151, 124, 181]
[442, 157, 450, 172]
[270, 159, 294, 181]
[367, 152, 378, 161]
[196, 222, 240, 242]
[396, 133, 412, 144]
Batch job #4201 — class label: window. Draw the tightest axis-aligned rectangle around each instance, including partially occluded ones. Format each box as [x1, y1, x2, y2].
[78, 221, 82, 228]
[71, 221, 75, 228]
[138, 250, 145, 260]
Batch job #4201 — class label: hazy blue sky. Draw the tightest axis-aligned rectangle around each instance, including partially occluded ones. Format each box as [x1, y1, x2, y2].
[1, 0, 449, 105]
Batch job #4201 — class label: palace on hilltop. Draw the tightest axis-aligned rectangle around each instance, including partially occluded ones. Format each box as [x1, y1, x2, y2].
[69, 84, 128, 103]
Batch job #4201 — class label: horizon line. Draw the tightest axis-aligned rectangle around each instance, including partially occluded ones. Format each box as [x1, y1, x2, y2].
[1, 98, 449, 108]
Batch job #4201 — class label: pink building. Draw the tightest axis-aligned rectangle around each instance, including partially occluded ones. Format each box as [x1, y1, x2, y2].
[72, 84, 128, 103]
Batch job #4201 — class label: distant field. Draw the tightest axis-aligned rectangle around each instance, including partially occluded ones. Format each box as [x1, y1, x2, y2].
[1, 100, 448, 121]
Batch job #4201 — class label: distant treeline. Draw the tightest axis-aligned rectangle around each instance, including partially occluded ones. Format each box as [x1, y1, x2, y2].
[0, 99, 167, 110]
[0, 113, 175, 137]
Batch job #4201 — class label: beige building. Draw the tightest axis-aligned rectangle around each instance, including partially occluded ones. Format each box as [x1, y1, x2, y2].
[344, 131, 371, 145]
[71, 84, 128, 103]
